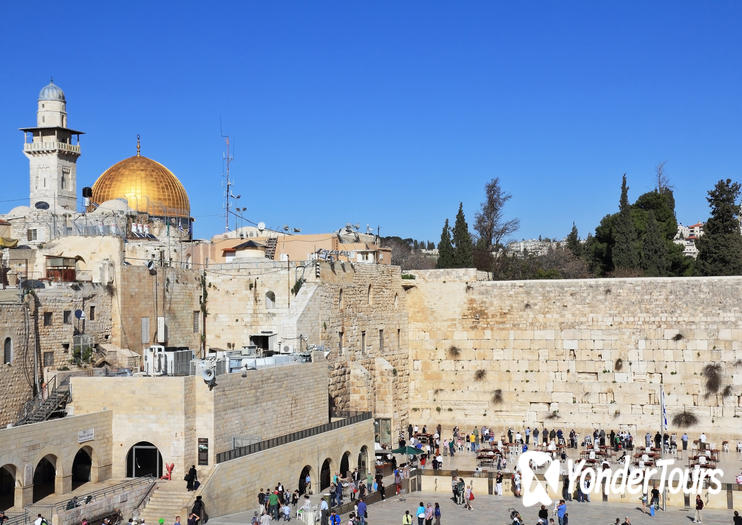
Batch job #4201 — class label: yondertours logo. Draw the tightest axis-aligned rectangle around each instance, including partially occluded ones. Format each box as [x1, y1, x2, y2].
[517, 451, 724, 508]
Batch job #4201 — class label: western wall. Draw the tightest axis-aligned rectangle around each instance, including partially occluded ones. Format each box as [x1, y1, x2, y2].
[405, 269, 742, 442]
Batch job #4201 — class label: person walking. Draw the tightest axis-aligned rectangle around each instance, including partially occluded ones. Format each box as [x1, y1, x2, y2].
[495, 471, 503, 496]
[433, 502, 441, 525]
[402, 510, 412, 525]
[356, 498, 367, 525]
[185, 465, 197, 491]
[694, 495, 703, 523]
[320, 497, 329, 525]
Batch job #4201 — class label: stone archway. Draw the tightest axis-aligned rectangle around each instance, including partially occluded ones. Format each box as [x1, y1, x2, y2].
[320, 458, 332, 491]
[71, 447, 93, 489]
[298, 465, 312, 495]
[339, 451, 351, 479]
[33, 455, 57, 503]
[0, 464, 16, 511]
[357, 445, 369, 475]
[126, 441, 163, 478]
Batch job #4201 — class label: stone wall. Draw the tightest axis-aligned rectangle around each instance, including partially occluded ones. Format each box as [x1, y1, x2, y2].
[0, 411, 112, 509]
[199, 419, 374, 518]
[117, 266, 201, 354]
[212, 361, 329, 454]
[204, 261, 411, 437]
[0, 284, 114, 427]
[406, 271, 742, 442]
[69, 361, 328, 480]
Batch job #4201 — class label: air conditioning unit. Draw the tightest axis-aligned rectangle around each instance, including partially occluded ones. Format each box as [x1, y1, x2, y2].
[144, 346, 194, 376]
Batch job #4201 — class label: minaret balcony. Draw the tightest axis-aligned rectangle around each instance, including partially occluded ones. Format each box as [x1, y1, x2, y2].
[24, 141, 80, 154]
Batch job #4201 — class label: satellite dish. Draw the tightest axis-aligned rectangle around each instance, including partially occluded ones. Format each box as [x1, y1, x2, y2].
[34, 201, 49, 210]
[147, 260, 155, 271]
[74, 309, 85, 320]
[257, 222, 265, 231]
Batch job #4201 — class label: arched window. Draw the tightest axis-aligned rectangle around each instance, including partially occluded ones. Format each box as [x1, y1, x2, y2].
[3, 338, 10, 365]
[394, 293, 399, 309]
[265, 291, 276, 309]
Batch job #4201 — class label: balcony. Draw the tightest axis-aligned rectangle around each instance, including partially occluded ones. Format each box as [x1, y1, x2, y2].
[23, 141, 80, 154]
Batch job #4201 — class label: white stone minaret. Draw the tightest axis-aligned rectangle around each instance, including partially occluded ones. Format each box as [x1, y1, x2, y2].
[21, 80, 83, 211]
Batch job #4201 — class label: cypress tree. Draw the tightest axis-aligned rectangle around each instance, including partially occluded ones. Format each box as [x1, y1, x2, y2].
[452, 202, 474, 268]
[612, 174, 639, 271]
[641, 211, 668, 276]
[697, 179, 742, 275]
[436, 219, 454, 268]
[566, 222, 581, 257]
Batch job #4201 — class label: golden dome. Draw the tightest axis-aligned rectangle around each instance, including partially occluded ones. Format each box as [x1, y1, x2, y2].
[92, 151, 190, 219]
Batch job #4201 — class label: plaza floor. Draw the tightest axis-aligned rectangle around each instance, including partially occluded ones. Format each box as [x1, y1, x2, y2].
[211, 491, 737, 525]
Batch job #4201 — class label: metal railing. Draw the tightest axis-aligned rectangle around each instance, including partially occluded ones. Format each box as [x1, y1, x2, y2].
[15, 375, 63, 426]
[216, 411, 372, 463]
[34, 476, 156, 515]
[5, 511, 29, 525]
[24, 142, 80, 154]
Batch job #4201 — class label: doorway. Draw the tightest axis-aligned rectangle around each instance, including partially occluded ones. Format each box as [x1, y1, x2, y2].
[126, 442, 163, 478]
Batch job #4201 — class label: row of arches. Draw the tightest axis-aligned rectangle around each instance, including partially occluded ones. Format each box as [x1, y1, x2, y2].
[0, 447, 93, 511]
[297, 445, 369, 495]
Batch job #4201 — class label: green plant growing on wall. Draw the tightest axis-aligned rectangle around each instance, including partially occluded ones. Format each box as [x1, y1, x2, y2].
[448, 345, 461, 358]
[672, 410, 698, 428]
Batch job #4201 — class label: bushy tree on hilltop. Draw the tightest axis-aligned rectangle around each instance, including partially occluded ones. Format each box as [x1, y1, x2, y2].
[697, 178, 742, 275]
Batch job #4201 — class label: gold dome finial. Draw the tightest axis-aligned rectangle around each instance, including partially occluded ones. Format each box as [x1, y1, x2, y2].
[136, 134, 141, 156]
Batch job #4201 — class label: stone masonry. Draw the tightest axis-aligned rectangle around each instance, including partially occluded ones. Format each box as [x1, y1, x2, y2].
[405, 270, 742, 442]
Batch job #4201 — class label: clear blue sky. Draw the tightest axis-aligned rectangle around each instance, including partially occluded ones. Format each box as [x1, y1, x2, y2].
[1, 1, 740, 243]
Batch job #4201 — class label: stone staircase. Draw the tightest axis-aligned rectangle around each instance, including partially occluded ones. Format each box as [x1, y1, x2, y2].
[137, 481, 193, 524]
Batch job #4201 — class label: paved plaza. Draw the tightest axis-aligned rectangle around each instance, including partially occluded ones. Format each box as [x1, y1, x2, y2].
[211, 491, 738, 525]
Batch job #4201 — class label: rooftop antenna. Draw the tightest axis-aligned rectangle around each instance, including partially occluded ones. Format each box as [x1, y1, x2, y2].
[221, 121, 240, 232]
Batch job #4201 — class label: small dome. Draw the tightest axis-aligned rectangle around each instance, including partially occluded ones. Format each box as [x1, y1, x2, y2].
[39, 81, 66, 102]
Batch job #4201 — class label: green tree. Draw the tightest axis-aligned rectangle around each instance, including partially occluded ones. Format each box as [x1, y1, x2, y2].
[612, 174, 639, 271]
[697, 179, 742, 275]
[641, 211, 668, 276]
[452, 202, 474, 267]
[566, 222, 581, 257]
[436, 219, 454, 268]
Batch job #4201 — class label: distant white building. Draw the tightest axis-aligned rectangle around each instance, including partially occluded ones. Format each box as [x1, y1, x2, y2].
[674, 222, 704, 258]
[506, 238, 564, 257]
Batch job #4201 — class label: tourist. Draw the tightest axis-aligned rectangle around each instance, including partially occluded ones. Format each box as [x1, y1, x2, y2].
[650, 485, 660, 509]
[356, 497, 367, 525]
[268, 488, 280, 519]
[187, 513, 199, 525]
[320, 497, 329, 525]
[174, 516, 181, 525]
[291, 490, 299, 507]
[305, 472, 312, 495]
[185, 465, 197, 491]
[282, 503, 291, 521]
[556, 500, 567, 525]
[694, 494, 703, 523]
[464, 484, 473, 510]
[537, 504, 549, 524]
[733, 510, 742, 525]
[433, 502, 440, 525]
[329, 510, 341, 525]
[250, 512, 258, 525]
[621, 517, 631, 525]
[416, 502, 425, 525]
[424, 503, 433, 525]
[495, 471, 503, 496]
[259, 510, 270, 525]
[402, 510, 412, 525]
[513, 470, 521, 497]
